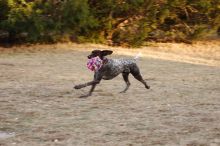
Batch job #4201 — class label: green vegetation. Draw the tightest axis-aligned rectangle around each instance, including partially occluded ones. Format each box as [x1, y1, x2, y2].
[0, 0, 220, 46]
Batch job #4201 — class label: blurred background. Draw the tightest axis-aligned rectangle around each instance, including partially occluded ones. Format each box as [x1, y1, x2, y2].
[0, 0, 220, 46]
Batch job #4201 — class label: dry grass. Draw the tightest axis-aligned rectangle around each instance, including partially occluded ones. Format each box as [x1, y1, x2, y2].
[1, 40, 219, 66]
[0, 41, 220, 146]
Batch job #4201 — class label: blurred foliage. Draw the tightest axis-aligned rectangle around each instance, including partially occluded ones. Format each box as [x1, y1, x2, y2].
[0, 0, 220, 46]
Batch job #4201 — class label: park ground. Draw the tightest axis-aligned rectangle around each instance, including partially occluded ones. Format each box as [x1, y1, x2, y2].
[0, 41, 220, 146]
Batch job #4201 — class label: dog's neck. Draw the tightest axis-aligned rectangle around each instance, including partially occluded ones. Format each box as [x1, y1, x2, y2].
[102, 57, 108, 65]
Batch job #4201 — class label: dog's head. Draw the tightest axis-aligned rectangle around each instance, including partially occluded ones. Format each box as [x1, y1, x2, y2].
[87, 50, 113, 60]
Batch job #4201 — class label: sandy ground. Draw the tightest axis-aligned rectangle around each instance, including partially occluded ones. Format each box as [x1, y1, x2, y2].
[0, 43, 220, 146]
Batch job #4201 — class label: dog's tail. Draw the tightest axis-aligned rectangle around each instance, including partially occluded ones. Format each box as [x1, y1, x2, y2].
[134, 52, 142, 60]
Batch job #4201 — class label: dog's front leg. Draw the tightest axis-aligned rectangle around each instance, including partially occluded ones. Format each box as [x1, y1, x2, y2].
[74, 80, 99, 89]
[74, 72, 102, 98]
[76, 80, 101, 98]
[79, 83, 98, 98]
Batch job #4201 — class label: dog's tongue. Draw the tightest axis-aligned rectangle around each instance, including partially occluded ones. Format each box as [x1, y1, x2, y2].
[87, 56, 103, 71]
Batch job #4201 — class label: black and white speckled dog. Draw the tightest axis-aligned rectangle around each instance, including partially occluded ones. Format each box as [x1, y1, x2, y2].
[74, 50, 150, 98]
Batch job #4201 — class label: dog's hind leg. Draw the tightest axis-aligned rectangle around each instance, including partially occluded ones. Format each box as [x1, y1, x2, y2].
[120, 72, 131, 93]
[131, 65, 150, 89]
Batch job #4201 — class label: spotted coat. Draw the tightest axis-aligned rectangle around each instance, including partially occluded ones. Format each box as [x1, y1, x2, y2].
[97, 58, 138, 80]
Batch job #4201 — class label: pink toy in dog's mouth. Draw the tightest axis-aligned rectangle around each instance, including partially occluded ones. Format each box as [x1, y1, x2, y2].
[87, 56, 103, 71]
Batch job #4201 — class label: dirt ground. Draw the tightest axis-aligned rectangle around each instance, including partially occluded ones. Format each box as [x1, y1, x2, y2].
[0, 42, 220, 146]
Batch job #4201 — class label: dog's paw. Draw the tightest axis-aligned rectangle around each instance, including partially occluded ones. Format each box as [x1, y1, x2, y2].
[74, 85, 82, 89]
[119, 90, 126, 93]
[79, 94, 91, 98]
[146, 85, 150, 89]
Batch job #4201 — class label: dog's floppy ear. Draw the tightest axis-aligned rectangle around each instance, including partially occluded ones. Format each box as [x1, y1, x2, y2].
[101, 50, 113, 56]
[91, 50, 101, 54]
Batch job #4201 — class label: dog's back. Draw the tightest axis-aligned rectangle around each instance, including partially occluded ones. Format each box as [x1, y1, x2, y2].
[99, 58, 137, 80]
